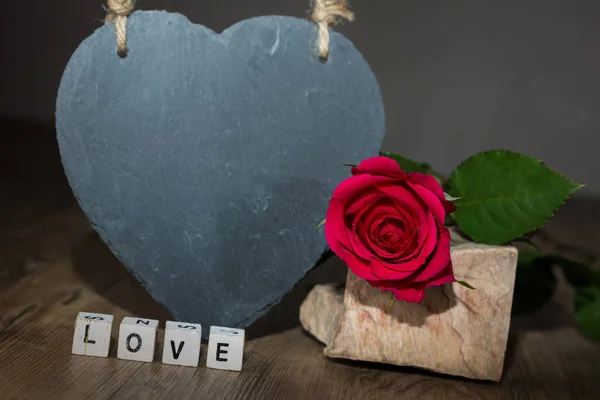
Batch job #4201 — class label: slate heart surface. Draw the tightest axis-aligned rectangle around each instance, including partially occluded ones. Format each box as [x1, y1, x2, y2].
[56, 11, 385, 338]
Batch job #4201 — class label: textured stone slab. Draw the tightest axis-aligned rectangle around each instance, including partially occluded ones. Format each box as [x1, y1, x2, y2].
[300, 232, 518, 381]
[56, 11, 385, 338]
[299, 283, 346, 345]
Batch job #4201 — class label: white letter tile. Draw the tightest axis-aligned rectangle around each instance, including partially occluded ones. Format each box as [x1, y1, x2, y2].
[117, 317, 159, 363]
[162, 321, 202, 367]
[72, 312, 113, 358]
[206, 326, 245, 372]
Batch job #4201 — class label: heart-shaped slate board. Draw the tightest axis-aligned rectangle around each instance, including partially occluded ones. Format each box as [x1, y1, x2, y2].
[56, 11, 385, 337]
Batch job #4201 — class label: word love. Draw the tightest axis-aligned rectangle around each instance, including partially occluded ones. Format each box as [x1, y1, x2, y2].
[71, 312, 244, 371]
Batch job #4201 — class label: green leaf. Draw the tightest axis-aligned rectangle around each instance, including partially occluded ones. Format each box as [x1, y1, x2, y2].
[449, 150, 583, 245]
[380, 152, 431, 174]
[456, 280, 476, 290]
[511, 251, 557, 316]
[575, 285, 600, 342]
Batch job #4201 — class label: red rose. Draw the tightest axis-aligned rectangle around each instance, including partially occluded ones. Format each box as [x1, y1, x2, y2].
[325, 156, 456, 302]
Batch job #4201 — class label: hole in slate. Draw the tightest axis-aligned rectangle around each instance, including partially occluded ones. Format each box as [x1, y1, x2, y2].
[319, 55, 328, 64]
[118, 49, 128, 59]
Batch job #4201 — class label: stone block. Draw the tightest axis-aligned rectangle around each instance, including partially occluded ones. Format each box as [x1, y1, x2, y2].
[300, 232, 518, 381]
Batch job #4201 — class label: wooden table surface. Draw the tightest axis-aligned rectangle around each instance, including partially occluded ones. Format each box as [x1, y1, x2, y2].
[1, 120, 600, 399]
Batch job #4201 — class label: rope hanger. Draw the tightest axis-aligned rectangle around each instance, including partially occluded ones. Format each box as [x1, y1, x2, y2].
[311, 0, 354, 60]
[105, 0, 135, 56]
[104, 0, 354, 59]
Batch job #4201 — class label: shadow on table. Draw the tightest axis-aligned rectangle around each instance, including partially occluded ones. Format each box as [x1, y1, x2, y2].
[71, 233, 174, 322]
[70, 230, 348, 339]
[245, 256, 348, 340]
[511, 301, 574, 332]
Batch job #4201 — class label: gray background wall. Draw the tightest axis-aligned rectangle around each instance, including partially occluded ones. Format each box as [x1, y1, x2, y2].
[2, 0, 598, 194]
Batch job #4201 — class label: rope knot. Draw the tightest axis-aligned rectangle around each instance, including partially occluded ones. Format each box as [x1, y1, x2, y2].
[105, 0, 136, 56]
[312, 0, 354, 25]
[311, 0, 354, 59]
[105, 0, 135, 20]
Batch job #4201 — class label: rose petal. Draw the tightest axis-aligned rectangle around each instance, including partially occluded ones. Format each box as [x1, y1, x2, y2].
[408, 172, 457, 214]
[375, 186, 427, 256]
[386, 199, 420, 256]
[361, 202, 406, 225]
[389, 198, 419, 232]
[390, 229, 419, 260]
[350, 219, 381, 261]
[369, 258, 416, 281]
[369, 235, 432, 282]
[390, 211, 438, 266]
[407, 172, 445, 201]
[326, 231, 378, 281]
[368, 280, 426, 303]
[326, 197, 378, 282]
[331, 174, 392, 204]
[345, 191, 383, 215]
[376, 184, 429, 241]
[361, 206, 413, 259]
[357, 189, 438, 271]
[349, 200, 400, 259]
[376, 220, 405, 249]
[376, 183, 422, 210]
[407, 182, 447, 225]
[370, 261, 455, 302]
[363, 207, 410, 238]
[367, 217, 399, 253]
[353, 215, 407, 261]
[325, 199, 352, 249]
[351, 156, 407, 179]
[411, 227, 452, 282]
[422, 260, 455, 287]
[342, 251, 378, 281]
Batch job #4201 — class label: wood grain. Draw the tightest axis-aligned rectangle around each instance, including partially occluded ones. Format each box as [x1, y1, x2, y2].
[1, 121, 600, 399]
